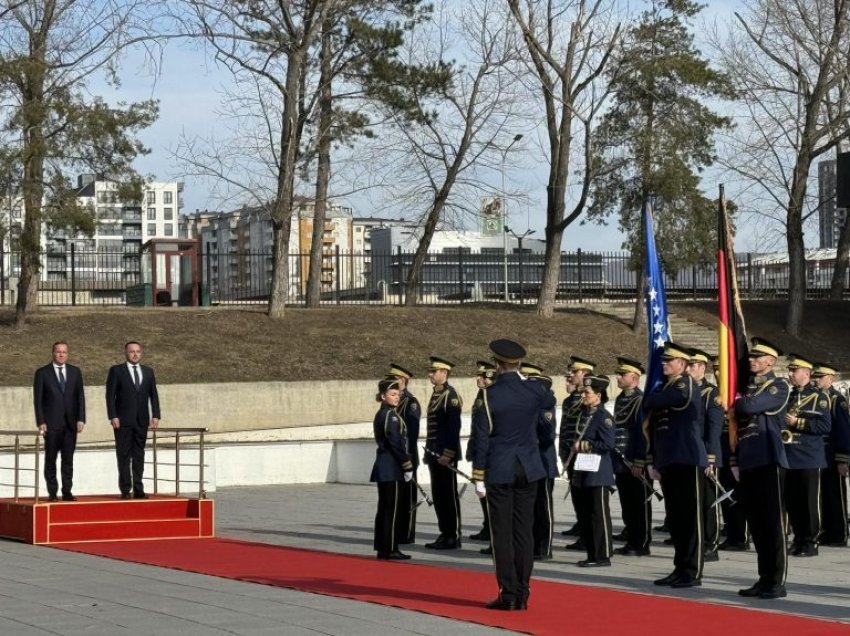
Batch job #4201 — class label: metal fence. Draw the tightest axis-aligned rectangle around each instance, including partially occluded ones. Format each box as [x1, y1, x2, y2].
[1, 247, 848, 306]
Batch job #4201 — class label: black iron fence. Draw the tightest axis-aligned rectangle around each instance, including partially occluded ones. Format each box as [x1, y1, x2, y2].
[0, 247, 847, 306]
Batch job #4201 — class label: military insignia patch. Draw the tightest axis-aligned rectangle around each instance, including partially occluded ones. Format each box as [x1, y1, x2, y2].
[819, 400, 828, 408]
[605, 418, 613, 427]
[769, 386, 778, 395]
[714, 397, 722, 406]
[676, 382, 685, 389]
[544, 412, 554, 421]
[410, 403, 419, 413]
[451, 398, 459, 407]
[474, 399, 482, 409]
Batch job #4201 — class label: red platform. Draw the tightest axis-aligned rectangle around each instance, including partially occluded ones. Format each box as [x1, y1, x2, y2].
[0, 495, 214, 544]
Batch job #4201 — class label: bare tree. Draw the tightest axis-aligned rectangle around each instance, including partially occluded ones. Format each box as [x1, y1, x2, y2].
[714, 0, 850, 336]
[0, 0, 160, 327]
[507, 0, 621, 318]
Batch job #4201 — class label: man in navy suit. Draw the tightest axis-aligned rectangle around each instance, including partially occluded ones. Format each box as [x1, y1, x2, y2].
[34, 341, 86, 501]
[106, 341, 161, 499]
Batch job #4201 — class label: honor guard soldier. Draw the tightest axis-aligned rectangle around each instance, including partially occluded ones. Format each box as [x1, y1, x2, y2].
[388, 363, 421, 545]
[733, 337, 790, 599]
[612, 356, 652, 556]
[466, 361, 497, 552]
[812, 363, 850, 547]
[526, 369, 558, 560]
[559, 356, 596, 544]
[719, 360, 752, 552]
[784, 354, 831, 557]
[687, 348, 725, 562]
[472, 339, 555, 611]
[571, 375, 616, 567]
[644, 342, 706, 588]
[424, 356, 463, 550]
[371, 378, 414, 560]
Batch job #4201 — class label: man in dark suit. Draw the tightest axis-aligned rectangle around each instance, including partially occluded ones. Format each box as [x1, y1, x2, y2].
[106, 341, 161, 499]
[34, 341, 86, 502]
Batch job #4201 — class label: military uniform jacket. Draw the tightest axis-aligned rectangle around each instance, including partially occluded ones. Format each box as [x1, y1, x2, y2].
[424, 383, 462, 465]
[536, 388, 559, 479]
[699, 381, 725, 467]
[471, 372, 554, 485]
[558, 391, 585, 463]
[785, 385, 831, 469]
[825, 386, 850, 466]
[732, 372, 790, 470]
[614, 388, 642, 473]
[572, 406, 615, 488]
[370, 404, 413, 482]
[644, 374, 707, 470]
[465, 388, 485, 462]
[398, 390, 421, 469]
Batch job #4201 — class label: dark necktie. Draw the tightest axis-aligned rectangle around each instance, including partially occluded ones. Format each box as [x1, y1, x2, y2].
[58, 367, 66, 393]
[133, 365, 141, 390]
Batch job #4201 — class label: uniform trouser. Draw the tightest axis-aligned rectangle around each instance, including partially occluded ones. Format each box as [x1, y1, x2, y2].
[533, 478, 554, 557]
[615, 471, 652, 550]
[396, 471, 418, 543]
[740, 464, 787, 587]
[429, 462, 461, 541]
[374, 481, 402, 553]
[574, 485, 613, 561]
[661, 464, 704, 580]
[785, 468, 821, 548]
[703, 473, 721, 552]
[820, 466, 849, 543]
[565, 463, 583, 534]
[44, 426, 77, 497]
[477, 497, 490, 535]
[718, 465, 748, 544]
[486, 462, 537, 604]
[113, 425, 149, 495]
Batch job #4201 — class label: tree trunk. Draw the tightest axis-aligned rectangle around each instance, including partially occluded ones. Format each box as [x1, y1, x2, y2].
[785, 157, 811, 337]
[306, 18, 333, 308]
[829, 212, 850, 299]
[404, 193, 449, 307]
[268, 46, 307, 319]
[536, 225, 563, 318]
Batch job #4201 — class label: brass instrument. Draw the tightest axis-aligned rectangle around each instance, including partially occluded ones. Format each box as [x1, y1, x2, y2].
[780, 428, 795, 444]
[780, 405, 820, 444]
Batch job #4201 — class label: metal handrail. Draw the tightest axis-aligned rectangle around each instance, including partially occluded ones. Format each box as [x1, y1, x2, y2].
[0, 431, 42, 502]
[149, 427, 208, 499]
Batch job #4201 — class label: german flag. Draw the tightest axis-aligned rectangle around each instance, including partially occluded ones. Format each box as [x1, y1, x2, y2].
[717, 186, 749, 450]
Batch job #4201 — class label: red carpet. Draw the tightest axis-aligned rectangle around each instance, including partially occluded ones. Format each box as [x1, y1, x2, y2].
[55, 538, 848, 635]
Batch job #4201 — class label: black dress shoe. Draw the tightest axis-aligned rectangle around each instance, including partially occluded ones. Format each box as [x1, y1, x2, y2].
[654, 572, 680, 586]
[120, 493, 131, 500]
[425, 536, 446, 549]
[793, 544, 818, 557]
[48, 495, 58, 502]
[516, 600, 528, 610]
[133, 492, 148, 500]
[480, 545, 492, 555]
[670, 575, 701, 588]
[469, 529, 490, 542]
[563, 523, 580, 536]
[718, 540, 750, 551]
[62, 494, 77, 502]
[564, 539, 586, 551]
[377, 550, 411, 560]
[703, 550, 719, 562]
[614, 546, 650, 556]
[654, 523, 669, 533]
[485, 597, 517, 611]
[757, 584, 787, 599]
[738, 582, 764, 597]
[429, 538, 460, 550]
[613, 529, 629, 542]
[577, 558, 611, 568]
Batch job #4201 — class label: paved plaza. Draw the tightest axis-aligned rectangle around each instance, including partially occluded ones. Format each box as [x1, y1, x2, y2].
[1, 482, 849, 634]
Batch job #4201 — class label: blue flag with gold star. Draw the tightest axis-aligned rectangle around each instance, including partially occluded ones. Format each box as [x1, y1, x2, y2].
[643, 200, 669, 397]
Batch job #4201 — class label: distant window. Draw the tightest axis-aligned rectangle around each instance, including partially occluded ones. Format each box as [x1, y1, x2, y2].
[164, 223, 173, 236]
[147, 207, 157, 220]
[163, 191, 173, 204]
[97, 192, 107, 203]
[355, 226, 363, 232]
[147, 223, 156, 236]
[164, 207, 173, 220]
[146, 191, 156, 205]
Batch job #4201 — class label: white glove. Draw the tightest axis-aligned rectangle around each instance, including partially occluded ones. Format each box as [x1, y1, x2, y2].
[403, 471, 413, 482]
[731, 466, 740, 482]
[647, 465, 661, 482]
[475, 481, 487, 499]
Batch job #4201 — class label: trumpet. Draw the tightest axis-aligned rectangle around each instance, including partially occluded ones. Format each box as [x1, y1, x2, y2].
[780, 429, 795, 444]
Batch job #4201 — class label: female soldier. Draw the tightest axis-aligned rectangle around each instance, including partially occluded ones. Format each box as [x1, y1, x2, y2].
[371, 377, 414, 560]
[572, 375, 615, 567]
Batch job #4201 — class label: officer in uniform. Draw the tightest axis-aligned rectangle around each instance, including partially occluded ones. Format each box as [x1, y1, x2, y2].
[687, 348, 725, 562]
[529, 371, 558, 560]
[719, 361, 751, 552]
[812, 363, 850, 547]
[371, 378, 414, 560]
[559, 356, 596, 545]
[571, 375, 616, 567]
[387, 363, 421, 545]
[784, 354, 831, 557]
[644, 342, 706, 588]
[733, 337, 790, 599]
[612, 356, 652, 556]
[466, 360, 497, 552]
[424, 356, 463, 550]
[472, 339, 555, 611]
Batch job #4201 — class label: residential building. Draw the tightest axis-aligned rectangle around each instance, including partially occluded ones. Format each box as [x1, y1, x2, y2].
[818, 159, 847, 249]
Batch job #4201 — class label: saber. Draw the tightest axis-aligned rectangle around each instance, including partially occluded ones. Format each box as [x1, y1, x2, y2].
[612, 448, 664, 502]
[423, 447, 475, 483]
[706, 469, 735, 508]
[411, 480, 434, 510]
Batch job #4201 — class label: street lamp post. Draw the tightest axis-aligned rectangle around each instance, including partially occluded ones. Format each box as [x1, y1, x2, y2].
[502, 133, 523, 302]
